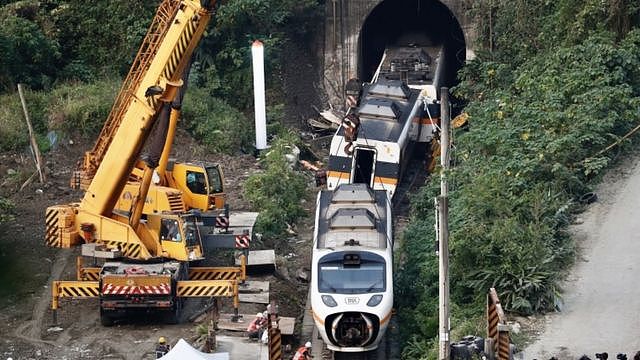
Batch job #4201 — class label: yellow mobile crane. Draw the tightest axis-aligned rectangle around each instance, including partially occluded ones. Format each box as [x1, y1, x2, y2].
[72, 81, 226, 214]
[46, 0, 250, 325]
[70, 53, 225, 214]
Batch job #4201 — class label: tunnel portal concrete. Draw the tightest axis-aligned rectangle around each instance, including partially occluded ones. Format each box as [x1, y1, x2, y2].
[323, 0, 476, 108]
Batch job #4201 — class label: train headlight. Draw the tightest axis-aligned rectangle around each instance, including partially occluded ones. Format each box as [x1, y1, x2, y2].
[321, 295, 338, 307]
[367, 294, 383, 307]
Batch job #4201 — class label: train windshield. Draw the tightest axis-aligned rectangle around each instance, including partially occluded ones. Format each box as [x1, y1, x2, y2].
[318, 258, 385, 294]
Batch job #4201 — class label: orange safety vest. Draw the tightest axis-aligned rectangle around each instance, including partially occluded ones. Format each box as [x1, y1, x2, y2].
[247, 317, 262, 332]
[292, 346, 310, 360]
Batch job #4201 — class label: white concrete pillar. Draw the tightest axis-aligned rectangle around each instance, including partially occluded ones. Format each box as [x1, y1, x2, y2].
[251, 40, 267, 150]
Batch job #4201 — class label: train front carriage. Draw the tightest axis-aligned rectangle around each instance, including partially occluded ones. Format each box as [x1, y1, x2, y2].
[311, 183, 393, 352]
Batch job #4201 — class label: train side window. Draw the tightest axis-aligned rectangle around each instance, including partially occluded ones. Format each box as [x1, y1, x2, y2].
[186, 171, 207, 194]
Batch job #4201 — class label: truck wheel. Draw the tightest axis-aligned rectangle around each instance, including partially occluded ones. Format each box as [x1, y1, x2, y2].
[164, 307, 180, 324]
[100, 311, 114, 327]
[164, 299, 182, 324]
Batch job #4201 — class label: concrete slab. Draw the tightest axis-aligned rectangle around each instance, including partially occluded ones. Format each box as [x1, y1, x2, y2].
[215, 335, 268, 360]
[239, 292, 269, 304]
[218, 313, 250, 332]
[239, 280, 269, 304]
[217, 313, 296, 335]
[235, 250, 276, 274]
[235, 250, 276, 266]
[228, 211, 259, 227]
[277, 317, 295, 335]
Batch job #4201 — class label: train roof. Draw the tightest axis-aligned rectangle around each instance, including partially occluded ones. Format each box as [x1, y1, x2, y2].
[316, 183, 390, 250]
[337, 79, 421, 143]
[378, 45, 444, 88]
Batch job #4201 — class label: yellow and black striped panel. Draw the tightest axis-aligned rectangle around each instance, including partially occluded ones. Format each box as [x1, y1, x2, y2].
[102, 240, 143, 259]
[55, 281, 99, 298]
[487, 302, 498, 347]
[162, 16, 198, 81]
[176, 280, 235, 297]
[80, 267, 101, 281]
[45, 207, 61, 248]
[268, 328, 282, 360]
[188, 267, 242, 281]
[121, 243, 142, 258]
[497, 330, 510, 360]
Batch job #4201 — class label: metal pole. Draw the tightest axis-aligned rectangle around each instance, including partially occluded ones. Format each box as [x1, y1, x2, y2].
[440, 87, 450, 197]
[438, 87, 451, 360]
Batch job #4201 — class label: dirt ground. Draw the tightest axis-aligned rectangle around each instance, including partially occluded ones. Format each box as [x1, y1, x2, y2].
[0, 126, 322, 359]
[522, 151, 640, 359]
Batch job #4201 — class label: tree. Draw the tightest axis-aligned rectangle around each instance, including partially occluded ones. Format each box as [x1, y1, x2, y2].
[0, 13, 60, 91]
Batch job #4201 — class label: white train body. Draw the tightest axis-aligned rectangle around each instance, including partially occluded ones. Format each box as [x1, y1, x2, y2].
[313, 45, 450, 353]
[327, 45, 446, 198]
[310, 183, 393, 352]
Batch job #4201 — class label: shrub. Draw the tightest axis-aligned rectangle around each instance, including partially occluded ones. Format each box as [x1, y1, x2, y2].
[0, 79, 121, 151]
[0, 86, 48, 151]
[243, 133, 308, 237]
[0, 11, 60, 92]
[182, 87, 253, 154]
[46, 79, 120, 136]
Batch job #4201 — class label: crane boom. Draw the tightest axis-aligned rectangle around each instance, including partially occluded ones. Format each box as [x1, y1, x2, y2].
[74, 0, 212, 217]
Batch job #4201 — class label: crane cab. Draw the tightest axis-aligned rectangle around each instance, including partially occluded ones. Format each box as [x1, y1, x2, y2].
[168, 162, 225, 210]
[154, 213, 205, 262]
[119, 162, 226, 215]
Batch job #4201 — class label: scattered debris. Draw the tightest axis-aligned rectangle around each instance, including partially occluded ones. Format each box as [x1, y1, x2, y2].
[308, 108, 342, 130]
[296, 269, 309, 283]
[579, 192, 598, 204]
[286, 223, 297, 235]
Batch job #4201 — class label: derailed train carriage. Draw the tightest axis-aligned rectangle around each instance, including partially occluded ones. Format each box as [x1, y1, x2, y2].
[326, 44, 447, 198]
[310, 183, 393, 352]
[311, 44, 450, 353]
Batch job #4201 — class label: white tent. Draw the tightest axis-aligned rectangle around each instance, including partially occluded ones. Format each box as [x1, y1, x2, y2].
[160, 339, 229, 360]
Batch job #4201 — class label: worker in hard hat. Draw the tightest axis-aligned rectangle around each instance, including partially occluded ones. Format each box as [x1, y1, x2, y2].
[247, 312, 266, 339]
[292, 341, 313, 360]
[155, 336, 170, 359]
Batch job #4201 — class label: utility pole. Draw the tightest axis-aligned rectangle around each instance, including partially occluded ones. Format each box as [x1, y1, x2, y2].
[438, 87, 451, 360]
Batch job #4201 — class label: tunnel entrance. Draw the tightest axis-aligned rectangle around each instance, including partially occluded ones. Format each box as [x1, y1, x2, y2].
[358, 0, 466, 89]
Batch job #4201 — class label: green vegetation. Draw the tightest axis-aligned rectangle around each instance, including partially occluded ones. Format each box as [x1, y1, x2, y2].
[182, 87, 253, 153]
[0, 197, 14, 224]
[0, 3, 60, 92]
[243, 133, 309, 238]
[0, 79, 119, 151]
[397, 1, 640, 357]
[0, 0, 321, 155]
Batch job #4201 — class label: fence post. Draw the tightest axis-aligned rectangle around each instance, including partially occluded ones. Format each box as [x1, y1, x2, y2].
[486, 288, 511, 360]
[268, 302, 282, 360]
